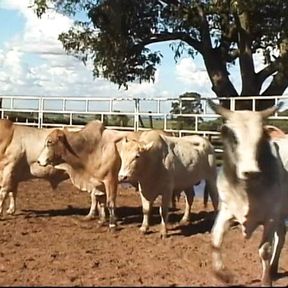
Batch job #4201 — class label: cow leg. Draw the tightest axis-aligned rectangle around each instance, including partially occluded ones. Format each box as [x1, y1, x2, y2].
[211, 206, 234, 283]
[171, 190, 180, 210]
[206, 179, 219, 211]
[0, 188, 8, 216]
[83, 192, 97, 220]
[159, 189, 173, 238]
[104, 180, 118, 229]
[0, 164, 15, 216]
[259, 218, 286, 286]
[270, 219, 286, 277]
[258, 219, 278, 287]
[6, 191, 16, 215]
[139, 191, 152, 234]
[259, 243, 272, 287]
[203, 181, 209, 208]
[96, 194, 107, 225]
[179, 187, 194, 224]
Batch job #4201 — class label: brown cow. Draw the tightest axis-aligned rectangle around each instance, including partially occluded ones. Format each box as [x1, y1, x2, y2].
[37, 120, 136, 228]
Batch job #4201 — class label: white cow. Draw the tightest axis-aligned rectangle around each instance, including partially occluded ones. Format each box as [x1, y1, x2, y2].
[209, 100, 287, 286]
[118, 130, 219, 238]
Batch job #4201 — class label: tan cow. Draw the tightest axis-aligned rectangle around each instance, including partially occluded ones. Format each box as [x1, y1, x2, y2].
[116, 130, 211, 216]
[0, 119, 68, 217]
[37, 120, 138, 228]
[118, 130, 219, 238]
[264, 124, 286, 139]
[209, 100, 287, 286]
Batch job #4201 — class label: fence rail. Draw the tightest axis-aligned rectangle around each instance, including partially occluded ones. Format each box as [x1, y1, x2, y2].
[1, 94, 288, 157]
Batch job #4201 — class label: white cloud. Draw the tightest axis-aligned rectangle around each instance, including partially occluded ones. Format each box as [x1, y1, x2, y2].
[0, 0, 30, 11]
[1, 0, 288, 102]
[1, 0, 73, 56]
[0, 0, 170, 98]
[175, 58, 212, 96]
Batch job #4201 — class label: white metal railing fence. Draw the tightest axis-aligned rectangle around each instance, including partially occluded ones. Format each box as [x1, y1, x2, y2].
[1, 94, 288, 135]
[1, 94, 288, 157]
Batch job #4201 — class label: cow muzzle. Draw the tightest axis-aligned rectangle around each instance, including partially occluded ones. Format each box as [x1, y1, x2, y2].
[118, 174, 129, 182]
[37, 159, 48, 167]
[37, 152, 50, 167]
[237, 163, 261, 180]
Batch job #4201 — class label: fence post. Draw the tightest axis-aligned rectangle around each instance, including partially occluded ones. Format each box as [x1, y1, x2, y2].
[38, 96, 44, 128]
[134, 98, 140, 131]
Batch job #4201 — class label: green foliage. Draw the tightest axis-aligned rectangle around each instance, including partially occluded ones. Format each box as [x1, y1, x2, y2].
[32, 0, 288, 99]
[198, 117, 224, 132]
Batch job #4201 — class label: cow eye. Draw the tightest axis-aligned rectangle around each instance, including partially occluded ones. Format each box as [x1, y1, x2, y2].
[47, 139, 53, 146]
[221, 125, 238, 144]
[135, 153, 140, 159]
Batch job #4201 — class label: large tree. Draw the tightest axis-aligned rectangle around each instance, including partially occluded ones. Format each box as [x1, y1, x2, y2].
[33, 0, 288, 109]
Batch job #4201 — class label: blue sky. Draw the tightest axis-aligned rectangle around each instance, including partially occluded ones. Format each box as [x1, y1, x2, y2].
[0, 0, 273, 102]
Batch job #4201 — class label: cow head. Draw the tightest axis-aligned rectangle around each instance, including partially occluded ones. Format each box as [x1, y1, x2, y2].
[37, 129, 67, 167]
[208, 100, 282, 180]
[118, 137, 153, 182]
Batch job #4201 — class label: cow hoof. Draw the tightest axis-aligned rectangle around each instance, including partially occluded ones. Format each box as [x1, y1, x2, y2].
[6, 209, 15, 215]
[160, 233, 167, 239]
[97, 219, 106, 226]
[270, 265, 279, 279]
[179, 218, 189, 225]
[108, 223, 117, 231]
[82, 215, 96, 222]
[139, 226, 149, 235]
[213, 268, 234, 284]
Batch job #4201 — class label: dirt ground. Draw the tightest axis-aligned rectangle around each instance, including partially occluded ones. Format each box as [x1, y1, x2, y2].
[0, 179, 287, 287]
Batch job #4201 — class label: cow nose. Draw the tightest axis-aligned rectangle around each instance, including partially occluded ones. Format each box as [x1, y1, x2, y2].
[241, 170, 261, 179]
[118, 175, 128, 182]
[37, 160, 47, 167]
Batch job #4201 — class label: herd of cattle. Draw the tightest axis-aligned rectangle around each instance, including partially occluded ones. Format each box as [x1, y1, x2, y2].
[0, 100, 288, 286]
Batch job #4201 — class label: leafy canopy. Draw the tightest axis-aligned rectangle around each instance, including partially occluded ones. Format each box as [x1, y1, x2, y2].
[33, 0, 288, 107]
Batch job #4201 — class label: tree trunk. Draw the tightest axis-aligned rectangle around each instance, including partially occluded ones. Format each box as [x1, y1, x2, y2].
[202, 48, 238, 109]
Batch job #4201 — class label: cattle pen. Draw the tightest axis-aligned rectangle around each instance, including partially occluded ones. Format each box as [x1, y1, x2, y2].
[0, 94, 288, 286]
[1, 94, 288, 160]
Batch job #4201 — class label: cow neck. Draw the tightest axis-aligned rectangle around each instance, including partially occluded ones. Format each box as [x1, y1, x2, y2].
[59, 130, 87, 170]
[137, 138, 168, 185]
[256, 136, 279, 183]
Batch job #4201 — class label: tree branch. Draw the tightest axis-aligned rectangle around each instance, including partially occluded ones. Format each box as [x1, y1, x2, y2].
[256, 57, 282, 85]
[261, 70, 288, 96]
[196, 4, 212, 50]
[137, 32, 203, 53]
[233, 10, 256, 95]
